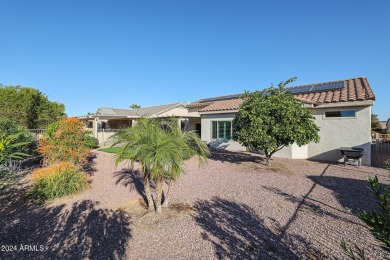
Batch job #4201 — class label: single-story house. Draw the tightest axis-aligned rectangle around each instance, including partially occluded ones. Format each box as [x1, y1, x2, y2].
[79, 102, 198, 144]
[186, 77, 375, 166]
[378, 121, 387, 130]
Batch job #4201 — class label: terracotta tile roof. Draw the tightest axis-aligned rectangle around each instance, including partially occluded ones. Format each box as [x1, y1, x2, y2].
[193, 77, 375, 113]
[199, 98, 244, 112]
[294, 77, 375, 104]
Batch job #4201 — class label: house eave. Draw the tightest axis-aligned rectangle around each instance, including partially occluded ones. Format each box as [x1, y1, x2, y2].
[313, 100, 374, 108]
[199, 109, 239, 115]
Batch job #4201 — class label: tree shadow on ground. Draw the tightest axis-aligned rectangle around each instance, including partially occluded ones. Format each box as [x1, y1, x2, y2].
[114, 168, 169, 206]
[114, 168, 150, 203]
[261, 186, 361, 226]
[0, 179, 132, 259]
[194, 197, 298, 259]
[84, 152, 98, 176]
[209, 149, 265, 165]
[307, 175, 385, 216]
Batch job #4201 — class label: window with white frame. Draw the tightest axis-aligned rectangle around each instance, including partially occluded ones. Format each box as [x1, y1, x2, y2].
[211, 121, 233, 140]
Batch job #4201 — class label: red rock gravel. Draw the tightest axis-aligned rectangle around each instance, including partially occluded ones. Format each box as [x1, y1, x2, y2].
[0, 150, 388, 259]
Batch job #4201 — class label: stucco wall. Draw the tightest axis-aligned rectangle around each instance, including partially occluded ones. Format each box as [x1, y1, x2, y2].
[188, 117, 201, 131]
[200, 105, 372, 165]
[201, 113, 246, 151]
[97, 131, 117, 145]
[158, 107, 190, 117]
[188, 107, 203, 117]
[307, 105, 372, 165]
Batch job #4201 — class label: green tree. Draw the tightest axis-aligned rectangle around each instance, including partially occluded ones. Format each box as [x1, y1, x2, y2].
[0, 85, 65, 129]
[112, 118, 209, 213]
[233, 78, 320, 165]
[130, 104, 141, 109]
[371, 113, 382, 132]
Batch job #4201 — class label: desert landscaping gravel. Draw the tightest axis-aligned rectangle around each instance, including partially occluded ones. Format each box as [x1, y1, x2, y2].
[1, 149, 389, 259]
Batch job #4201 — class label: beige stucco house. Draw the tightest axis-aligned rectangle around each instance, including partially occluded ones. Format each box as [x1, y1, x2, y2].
[187, 77, 375, 165]
[79, 103, 197, 144]
[378, 121, 387, 130]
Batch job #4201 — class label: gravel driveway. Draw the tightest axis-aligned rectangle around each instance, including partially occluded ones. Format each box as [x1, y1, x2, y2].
[0, 149, 388, 259]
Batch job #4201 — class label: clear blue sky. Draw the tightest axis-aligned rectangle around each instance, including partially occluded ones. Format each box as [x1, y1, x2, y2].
[1, 1, 389, 120]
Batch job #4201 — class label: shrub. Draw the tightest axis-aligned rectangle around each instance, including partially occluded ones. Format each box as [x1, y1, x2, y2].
[0, 133, 31, 165]
[83, 135, 99, 149]
[45, 121, 60, 139]
[360, 175, 390, 252]
[39, 118, 90, 166]
[339, 168, 390, 259]
[31, 162, 89, 200]
[0, 118, 35, 155]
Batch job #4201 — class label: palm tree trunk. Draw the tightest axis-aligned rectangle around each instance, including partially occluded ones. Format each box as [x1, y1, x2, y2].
[162, 180, 174, 208]
[143, 175, 154, 211]
[155, 178, 163, 213]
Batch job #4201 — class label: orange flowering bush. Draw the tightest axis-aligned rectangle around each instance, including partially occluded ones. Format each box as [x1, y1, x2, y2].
[39, 118, 90, 166]
[31, 162, 89, 200]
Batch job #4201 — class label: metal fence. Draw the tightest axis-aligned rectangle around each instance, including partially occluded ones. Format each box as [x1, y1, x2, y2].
[28, 129, 46, 136]
[371, 134, 390, 168]
[97, 129, 121, 132]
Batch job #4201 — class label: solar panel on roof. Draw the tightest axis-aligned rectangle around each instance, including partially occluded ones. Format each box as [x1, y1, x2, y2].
[285, 80, 345, 95]
[287, 86, 313, 94]
[197, 80, 346, 103]
[199, 93, 244, 103]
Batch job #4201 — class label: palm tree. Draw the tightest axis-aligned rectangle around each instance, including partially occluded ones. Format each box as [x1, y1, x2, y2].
[112, 118, 209, 213]
[161, 119, 209, 208]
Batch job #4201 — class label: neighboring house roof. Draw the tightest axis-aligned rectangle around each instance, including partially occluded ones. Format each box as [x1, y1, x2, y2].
[188, 77, 375, 113]
[95, 103, 183, 117]
[96, 107, 135, 116]
[130, 103, 183, 117]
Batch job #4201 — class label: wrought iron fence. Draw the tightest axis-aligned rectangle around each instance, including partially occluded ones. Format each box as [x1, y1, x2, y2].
[28, 129, 46, 136]
[97, 129, 121, 132]
[371, 134, 390, 167]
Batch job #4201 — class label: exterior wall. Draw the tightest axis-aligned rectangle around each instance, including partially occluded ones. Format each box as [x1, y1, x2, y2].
[387, 120, 390, 132]
[107, 119, 132, 129]
[201, 113, 246, 151]
[200, 105, 372, 165]
[188, 117, 201, 131]
[158, 107, 190, 117]
[96, 130, 117, 145]
[378, 121, 387, 130]
[273, 145, 293, 159]
[307, 105, 372, 165]
[291, 144, 309, 159]
[187, 107, 203, 117]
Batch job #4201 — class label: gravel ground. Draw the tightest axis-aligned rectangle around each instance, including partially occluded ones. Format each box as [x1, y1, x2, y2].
[0, 149, 389, 259]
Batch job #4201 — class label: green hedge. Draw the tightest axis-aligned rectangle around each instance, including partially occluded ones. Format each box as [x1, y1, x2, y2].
[83, 136, 99, 149]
